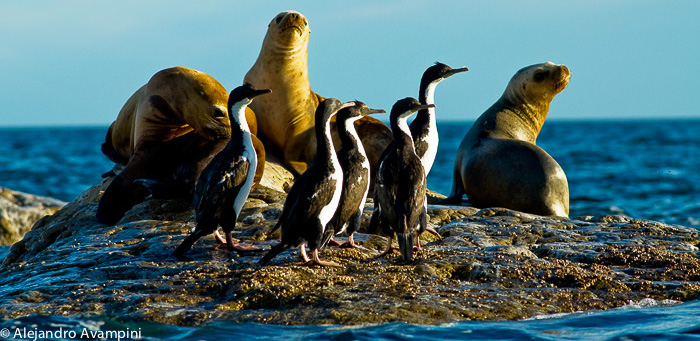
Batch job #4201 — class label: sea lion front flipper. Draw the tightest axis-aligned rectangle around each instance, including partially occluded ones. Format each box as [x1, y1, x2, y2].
[132, 179, 190, 199]
[96, 151, 161, 225]
[251, 134, 265, 191]
[96, 173, 149, 225]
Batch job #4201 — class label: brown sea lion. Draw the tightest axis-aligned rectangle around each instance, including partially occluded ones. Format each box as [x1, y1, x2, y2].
[243, 10, 392, 177]
[97, 66, 266, 225]
[443, 62, 571, 217]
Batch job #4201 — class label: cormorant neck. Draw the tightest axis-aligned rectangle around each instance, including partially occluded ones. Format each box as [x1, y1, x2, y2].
[228, 100, 252, 142]
[392, 115, 415, 154]
[416, 80, 439, 125]
[338, 116, 363, 153]
[315, 114, 336, 164]
[420, 79, 440, 105]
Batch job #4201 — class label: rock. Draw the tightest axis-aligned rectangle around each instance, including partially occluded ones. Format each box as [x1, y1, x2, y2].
[0, 187, 65, 245]
[0, 169, 699, 326]
[257, 153, 295, 194]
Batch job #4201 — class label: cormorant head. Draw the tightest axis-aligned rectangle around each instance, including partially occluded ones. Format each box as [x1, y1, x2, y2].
[315, 98, 354, 127]
[228, 83, 271, 110]
[420, 62, 469, 90]
[390, 97, 434, 124]
[336, 101, 385, 122]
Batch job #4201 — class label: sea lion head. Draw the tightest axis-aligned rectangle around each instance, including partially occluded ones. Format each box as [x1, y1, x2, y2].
[191, 97, 231, 141]
[265, 11, 310, 51]
[190, 72, 232, 141]
[505, 62, 571, 107]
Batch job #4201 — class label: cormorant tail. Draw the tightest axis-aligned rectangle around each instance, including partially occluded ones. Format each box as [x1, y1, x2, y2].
[397, 232, 414, 262]
[258, 242, 286, 265]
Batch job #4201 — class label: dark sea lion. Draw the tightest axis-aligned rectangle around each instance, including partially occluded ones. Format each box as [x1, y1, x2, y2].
[443, 62, 571, 217]
[243, 10, 392, 177]
[97, 66, 266, 225]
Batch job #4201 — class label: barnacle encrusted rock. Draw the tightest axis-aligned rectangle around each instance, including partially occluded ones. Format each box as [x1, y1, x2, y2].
[1, 164, 699, 326]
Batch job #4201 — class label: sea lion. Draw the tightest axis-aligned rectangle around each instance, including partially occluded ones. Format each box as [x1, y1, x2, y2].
[443, 62, 570, 217]
[243, 10, 392, 177]
[97, 66, 266, 225]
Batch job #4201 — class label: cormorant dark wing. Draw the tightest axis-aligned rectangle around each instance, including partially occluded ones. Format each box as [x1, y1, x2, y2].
[193, 156, 249, 231]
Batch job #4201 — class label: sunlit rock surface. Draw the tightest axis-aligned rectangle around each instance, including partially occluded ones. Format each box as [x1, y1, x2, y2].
[0, 187, 65, 246]
[1, 163, 699, 326]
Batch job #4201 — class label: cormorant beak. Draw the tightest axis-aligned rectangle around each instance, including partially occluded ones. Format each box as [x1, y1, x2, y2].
[366, 108, 386, 115]
[249, 88, 272, 99]
[448, 66, 469, 76]
[415, 103, 435, 111]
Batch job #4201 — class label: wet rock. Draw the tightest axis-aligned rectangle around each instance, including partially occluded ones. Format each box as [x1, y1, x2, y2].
[0, 171, 699, 326]
[0, 187, 65, 245]
[256, 155, 294, 194]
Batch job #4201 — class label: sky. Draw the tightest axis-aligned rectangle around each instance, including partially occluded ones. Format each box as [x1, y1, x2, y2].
[0, 0, 698, 127]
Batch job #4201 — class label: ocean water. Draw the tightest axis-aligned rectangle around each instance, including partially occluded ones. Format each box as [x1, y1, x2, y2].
[0, 127, 111, 202]
[2, 121, 697, 226]
[1, 120, 700, 339]
[0, 300, 699, 340]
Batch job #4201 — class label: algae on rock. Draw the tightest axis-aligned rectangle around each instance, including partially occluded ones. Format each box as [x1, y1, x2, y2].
[1, 172, 699, 325]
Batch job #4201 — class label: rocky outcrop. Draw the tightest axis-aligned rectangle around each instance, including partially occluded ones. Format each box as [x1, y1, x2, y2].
[0, 171, 699, 326]
[0, 187, 65, 245]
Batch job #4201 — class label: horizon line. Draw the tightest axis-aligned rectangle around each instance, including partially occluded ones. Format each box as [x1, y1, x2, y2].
[2, 116, 700, 129]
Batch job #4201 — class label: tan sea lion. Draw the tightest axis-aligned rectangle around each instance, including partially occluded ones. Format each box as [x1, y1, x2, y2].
[97, 66, 266, 225]
[243, 10, 392, 177]
[443, 62, 571, 217]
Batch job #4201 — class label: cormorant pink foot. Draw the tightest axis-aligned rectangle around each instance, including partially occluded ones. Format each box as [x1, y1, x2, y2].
[304, 249, 342, 267]
[372, 236, 399, 259]
[326, 238, 342, 247]
[338, 234, 366, 250]
[423, 226, 441, 239]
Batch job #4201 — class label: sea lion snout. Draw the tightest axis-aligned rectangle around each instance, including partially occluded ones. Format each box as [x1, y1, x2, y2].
[556, 64, 571, 81]
[272, 11, 308, 35]
[201, 123, 231, 141]
[553, 64, 571, 93]
[560, 64, 570, 75]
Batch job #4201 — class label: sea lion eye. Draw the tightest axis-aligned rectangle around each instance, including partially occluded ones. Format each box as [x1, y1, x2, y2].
[534, 71, 547, 82]
[303, 19, 308, 26]
[213, 108, 227, 118]
[276, 15, 282, 24]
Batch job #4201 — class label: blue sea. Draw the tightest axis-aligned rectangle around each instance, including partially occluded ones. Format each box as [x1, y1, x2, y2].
[1, 120, 700, 340]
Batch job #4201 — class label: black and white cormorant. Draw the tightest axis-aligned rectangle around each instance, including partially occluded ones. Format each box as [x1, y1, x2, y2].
[259, 98, 354, 267]
[367, 63, 467, 242]
[411, 62, 468, 175]
[372, 97, 434, 262]
[328, 101, 385, 248]
[173, 83, 270, 258]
